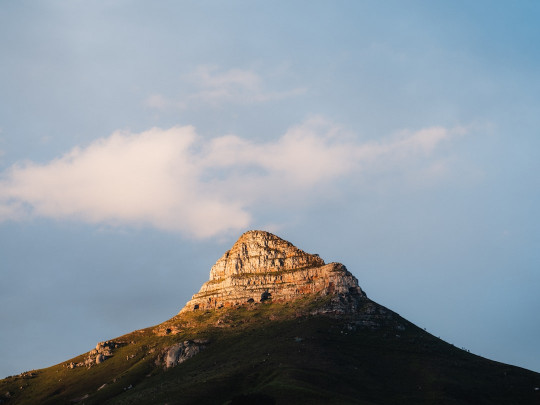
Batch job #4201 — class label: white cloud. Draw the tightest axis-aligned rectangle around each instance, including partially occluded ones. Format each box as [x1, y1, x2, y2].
[0, 121, 465, 237]
[0, 127, 249, 238]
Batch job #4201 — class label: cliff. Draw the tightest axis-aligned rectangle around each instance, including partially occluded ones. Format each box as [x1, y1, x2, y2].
[179, 230, 365, 313]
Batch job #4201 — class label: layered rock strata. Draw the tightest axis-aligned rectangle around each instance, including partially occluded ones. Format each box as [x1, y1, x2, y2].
[180, 230, 366, 313]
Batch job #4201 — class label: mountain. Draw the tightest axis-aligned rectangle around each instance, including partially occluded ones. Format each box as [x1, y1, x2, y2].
[180, 230, 364, 314]
[1, 230, 538, 404]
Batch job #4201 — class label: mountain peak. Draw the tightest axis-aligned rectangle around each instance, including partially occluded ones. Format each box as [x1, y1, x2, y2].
[209, 230, 325, 280]
[180, 230, 365, 313]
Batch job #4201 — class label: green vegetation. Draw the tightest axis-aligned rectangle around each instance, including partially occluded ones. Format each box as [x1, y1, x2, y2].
[1, 297, 539, 404]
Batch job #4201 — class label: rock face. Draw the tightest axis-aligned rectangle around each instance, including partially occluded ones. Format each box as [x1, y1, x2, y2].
[162, 340, 206, 369]
[180, 230, 366, 313]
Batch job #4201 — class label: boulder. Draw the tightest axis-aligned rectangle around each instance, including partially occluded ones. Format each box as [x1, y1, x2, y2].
[164, 341, 205, 368]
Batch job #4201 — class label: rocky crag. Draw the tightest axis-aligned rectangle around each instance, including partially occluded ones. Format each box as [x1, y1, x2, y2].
[180, 230, 366, 314]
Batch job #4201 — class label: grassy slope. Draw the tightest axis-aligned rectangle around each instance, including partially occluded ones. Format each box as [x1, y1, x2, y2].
[1, 297, 539, 405]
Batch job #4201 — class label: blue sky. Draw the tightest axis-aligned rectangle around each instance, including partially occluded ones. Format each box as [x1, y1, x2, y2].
[1, 0, 539, 377]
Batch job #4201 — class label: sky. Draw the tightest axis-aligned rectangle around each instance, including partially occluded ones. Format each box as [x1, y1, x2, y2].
[1, 0, 539, 377]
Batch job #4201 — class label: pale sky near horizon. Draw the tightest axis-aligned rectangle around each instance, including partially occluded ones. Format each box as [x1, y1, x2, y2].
[1, 1, 539, 377]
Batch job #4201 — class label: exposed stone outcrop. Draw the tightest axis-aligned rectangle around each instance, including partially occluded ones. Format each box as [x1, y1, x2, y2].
[180, 230, 366, 313]
[65, 340, 125, 369]
[158, 340, 208, 369]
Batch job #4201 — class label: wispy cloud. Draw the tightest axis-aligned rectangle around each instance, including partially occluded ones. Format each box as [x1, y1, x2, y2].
[144, 94, 187, 110]
[0, 120, 465, 237]
[145, 65, 307, 110]
[188, 65, 307, 103]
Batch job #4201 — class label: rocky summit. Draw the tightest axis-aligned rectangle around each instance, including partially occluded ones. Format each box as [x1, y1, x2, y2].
[1, 231, 539, 405]
[180, 230, 365, 313]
